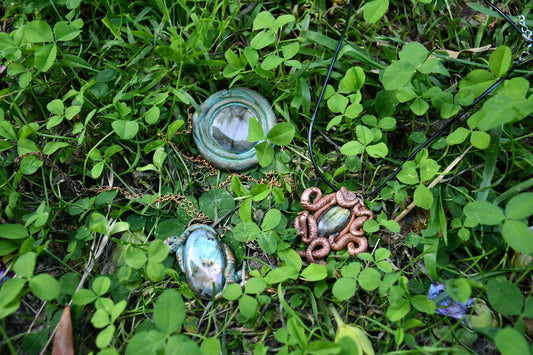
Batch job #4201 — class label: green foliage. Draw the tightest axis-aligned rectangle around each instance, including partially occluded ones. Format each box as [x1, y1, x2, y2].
[0, 0, 531, 353]
[381, 42, 451, 117]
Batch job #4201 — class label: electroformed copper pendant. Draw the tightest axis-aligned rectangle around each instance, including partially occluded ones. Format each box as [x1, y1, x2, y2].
[294, 187, 374, 265]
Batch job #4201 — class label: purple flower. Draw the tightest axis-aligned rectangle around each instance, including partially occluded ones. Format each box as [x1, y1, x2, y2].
[0, 262, 15, 287]
[428, 282, 475, 324]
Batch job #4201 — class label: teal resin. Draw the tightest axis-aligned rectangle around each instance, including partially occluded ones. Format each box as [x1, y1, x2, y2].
[192, 88, 277, 171]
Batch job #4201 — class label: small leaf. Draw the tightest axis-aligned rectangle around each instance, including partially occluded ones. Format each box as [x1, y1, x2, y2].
[363, 0, 389, 24]
[386, 299, 410, 322]
[414, 184, 433, 209]
[222, 283, 243, 300]
[419, 158, 439, 182]
[92, 276, 111, 296]
[489, 46, 512, 78]
[95, 324, 115, 349]
[14, 252, 36, 278]
[233, 222, 261, 242]
[126, 330, 166, 355]
[0, 278, 26, 307]
[264, 266, 298, 284]
[382, 61, 415, 91]
[54, 21, 82, 41]
[339, 67, 365, 93]
[201, 337, 221, 355]
[470, 130, 490, 149]
[327, 93, 349, 114]
[148, 240, 169, 262]
[411, 295, 436, 314]
[400, 42, 428, 67]
[358, 268, 381, 291]
[43, 142, 69, 155]
[112, 120, 139, 139]
[365, 142, 388, 158]
[47, 99, 64, 115]
[250, 30, 275, 50]
[154, 289, 185, 334]
[146, 261, 165, 282]
[125, 248, 147, 269]
[505, 192, 533, 220]
[396, 162, 419, 185]
[244, 47, 258, 67]
[300, 263, 327, 281]
[34, 43, 57, 72]
[247, 116, 265, 142]
[341, 141, 364, 156]
[273, 14, 295, 31]
[30, 274, 61, 301]
[253, 11, 276, 31]
[332, 277, 357, 301]
[487, 277, 523, 316]
[446, 127, 470, 145]
[238, 295, 258, 320]
[463, 201, 504, 226]
[456, 69, 496, 106]
[410, 98, 429, 116]
[282, 42, 299, 60]
[0, 121, 17, 140]
[255, 141, 275, 167]
[0, 224, 29, 240]
[198, 189, 235, 220]
[24, 21, 54, 42]
[257, 231, 278, 255]
[261, 55, 284, 70]
[502, 220, 533, 254]
[261, 209, 282, 231]
[244, 277, 267, 294]
[145, 106, 160, 125]
[494, 328, 530, 355]
[72, 289, 97, 305]
[20, 155, 43, 175]
[356, 125, 374, 145]
[267, 122, 295, 146]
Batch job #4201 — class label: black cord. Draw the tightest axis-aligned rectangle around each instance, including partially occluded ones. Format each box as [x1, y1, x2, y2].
[308, 0, 355, 192]
[307, 0, 528, 199]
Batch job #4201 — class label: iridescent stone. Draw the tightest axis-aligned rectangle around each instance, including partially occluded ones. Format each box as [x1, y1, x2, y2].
[192, 88, 277, 171]
[181, 226, 225, 298]
[317, 205, 351, 237]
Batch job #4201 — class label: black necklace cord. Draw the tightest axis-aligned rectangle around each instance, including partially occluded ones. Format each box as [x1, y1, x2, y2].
[308, 0, 355, 192]
[307, 0, 531, 198]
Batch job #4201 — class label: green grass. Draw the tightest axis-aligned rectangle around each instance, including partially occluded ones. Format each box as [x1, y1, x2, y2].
[0, 0, 532, 354]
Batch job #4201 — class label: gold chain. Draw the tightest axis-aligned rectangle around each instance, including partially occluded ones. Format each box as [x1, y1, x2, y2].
[14, 136, 295, 220]
[14, 151, 208, 220]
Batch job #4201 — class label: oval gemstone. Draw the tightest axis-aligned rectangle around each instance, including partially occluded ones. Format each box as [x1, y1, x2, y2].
[182, 227, 225, 298]
[317, 206, 351, 237]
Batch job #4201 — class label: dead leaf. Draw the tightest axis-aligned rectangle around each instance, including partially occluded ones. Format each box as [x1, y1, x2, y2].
[432, 45, 492, 59]
[52, 306, 74, 355]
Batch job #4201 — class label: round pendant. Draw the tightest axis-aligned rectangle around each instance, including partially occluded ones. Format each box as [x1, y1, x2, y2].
[192, 88, 277, 171]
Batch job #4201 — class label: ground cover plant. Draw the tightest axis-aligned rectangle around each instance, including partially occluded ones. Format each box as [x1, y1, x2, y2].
[0, 0, 532, 353]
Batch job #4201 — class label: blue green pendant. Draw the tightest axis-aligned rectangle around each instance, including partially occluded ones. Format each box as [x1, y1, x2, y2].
[192, 88, 276, 171]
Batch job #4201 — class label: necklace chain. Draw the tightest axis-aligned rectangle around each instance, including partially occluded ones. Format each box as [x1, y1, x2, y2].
[517, 15, 533, 63]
